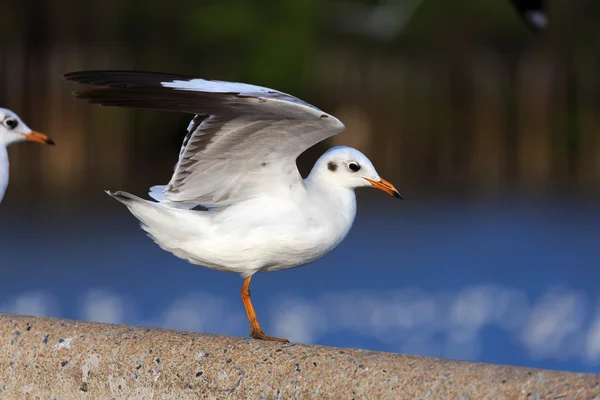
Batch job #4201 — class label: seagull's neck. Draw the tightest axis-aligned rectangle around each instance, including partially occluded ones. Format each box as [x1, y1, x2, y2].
[304, 174, 357, 229]
[0, 145, 9, 203]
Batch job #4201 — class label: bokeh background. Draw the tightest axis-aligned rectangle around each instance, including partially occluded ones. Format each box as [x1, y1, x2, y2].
[1, 0, 600, 374]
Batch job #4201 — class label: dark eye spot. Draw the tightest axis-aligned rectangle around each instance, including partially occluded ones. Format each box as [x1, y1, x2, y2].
[4, 118, 17, 130]
[348, 162, 360, 172]
[327, 161, 337, 172]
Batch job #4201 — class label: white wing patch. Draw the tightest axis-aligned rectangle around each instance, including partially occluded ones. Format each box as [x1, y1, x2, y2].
[161, 79, 279, 96]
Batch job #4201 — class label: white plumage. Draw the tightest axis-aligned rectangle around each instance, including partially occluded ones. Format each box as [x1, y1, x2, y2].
[65, 70, 401, 341]
[0, 108, 54, 204]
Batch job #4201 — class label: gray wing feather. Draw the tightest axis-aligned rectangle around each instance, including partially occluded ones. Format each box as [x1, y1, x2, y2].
[65, 70, 345, 206]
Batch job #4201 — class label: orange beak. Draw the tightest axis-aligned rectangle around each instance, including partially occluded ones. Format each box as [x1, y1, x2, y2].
[365, 177, 403, 199]
[23, 131, 55, 145]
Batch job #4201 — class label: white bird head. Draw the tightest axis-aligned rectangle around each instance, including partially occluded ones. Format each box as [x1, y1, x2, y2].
[0, 108, 54, 147]
[312, 146, 402, 199]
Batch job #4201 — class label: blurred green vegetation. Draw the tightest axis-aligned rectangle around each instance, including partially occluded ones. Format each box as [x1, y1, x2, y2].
[0, 0, 599, 205]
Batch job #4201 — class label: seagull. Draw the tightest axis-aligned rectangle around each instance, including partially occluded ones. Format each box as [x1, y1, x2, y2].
[64, 70, 402, 342]
[0, 108, 54, 204]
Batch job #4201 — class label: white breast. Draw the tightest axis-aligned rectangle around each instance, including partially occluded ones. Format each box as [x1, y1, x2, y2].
[169, 183, 357, 277]
[0, 146, 9, 204]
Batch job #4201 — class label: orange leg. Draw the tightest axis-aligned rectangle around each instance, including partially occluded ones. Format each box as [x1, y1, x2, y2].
[241, 275, 288, 342]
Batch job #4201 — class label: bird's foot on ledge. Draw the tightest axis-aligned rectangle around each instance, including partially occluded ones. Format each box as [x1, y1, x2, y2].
[250, 330, 289, 343]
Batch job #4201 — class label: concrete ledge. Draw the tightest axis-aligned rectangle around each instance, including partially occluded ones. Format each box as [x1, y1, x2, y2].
[1, 313, 598, 399]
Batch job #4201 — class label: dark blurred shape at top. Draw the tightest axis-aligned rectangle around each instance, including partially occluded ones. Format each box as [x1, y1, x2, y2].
[509, 0, 547, 31]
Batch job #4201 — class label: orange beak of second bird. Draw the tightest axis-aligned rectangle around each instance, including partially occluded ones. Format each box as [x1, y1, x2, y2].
[23, 131, 55, 145]
[364, 177, 403, 199]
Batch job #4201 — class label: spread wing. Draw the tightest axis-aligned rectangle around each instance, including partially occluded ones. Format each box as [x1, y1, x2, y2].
[64, 71, 345, 207]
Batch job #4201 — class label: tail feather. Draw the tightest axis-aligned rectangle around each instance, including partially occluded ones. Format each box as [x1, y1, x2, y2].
[106, 190, 175, 242]
[105, 189, 208, 248]
[106, 190, 141, 204]
[106, 190, 163, 233]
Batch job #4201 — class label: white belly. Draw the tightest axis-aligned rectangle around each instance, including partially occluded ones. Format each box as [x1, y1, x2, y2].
[179, 211, 352, 276]
[178, 230, 337, 275]
[126, 181, 358, 278]
[150, 191, 357, 277]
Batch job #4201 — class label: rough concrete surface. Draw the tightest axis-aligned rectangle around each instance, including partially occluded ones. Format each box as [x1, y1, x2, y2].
[0, 313, 598, 399]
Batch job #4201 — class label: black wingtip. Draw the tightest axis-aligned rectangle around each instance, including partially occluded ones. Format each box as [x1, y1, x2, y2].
[62, 70, 198, 87]
[63, 71, 88, 82]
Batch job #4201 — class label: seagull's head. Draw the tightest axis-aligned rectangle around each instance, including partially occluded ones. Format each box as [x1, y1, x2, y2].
[313, 146, 402, 199]
[0, 108, 54, 147]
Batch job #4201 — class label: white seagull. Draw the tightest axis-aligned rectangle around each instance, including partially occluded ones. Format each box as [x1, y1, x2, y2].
[0, 108, 54, 204]
[65, 70, 401, 342]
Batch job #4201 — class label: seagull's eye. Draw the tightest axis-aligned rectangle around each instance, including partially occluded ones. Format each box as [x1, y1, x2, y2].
[4, 118, 17, 130]
[348, 162, 361, 172]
